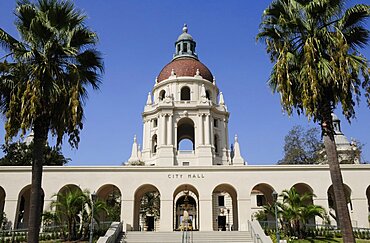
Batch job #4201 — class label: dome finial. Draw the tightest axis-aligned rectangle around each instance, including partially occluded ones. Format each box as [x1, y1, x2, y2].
[183, 23, 188, 33]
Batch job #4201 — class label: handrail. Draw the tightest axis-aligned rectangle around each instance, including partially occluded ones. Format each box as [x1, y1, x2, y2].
[97, 221, 123, 243]
[248, 220, 273, 243]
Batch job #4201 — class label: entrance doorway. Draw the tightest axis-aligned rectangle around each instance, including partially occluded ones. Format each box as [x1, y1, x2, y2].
[147, 216, 155, 231]
[173, 185, 199, 231]
[217, 216, 226, 231]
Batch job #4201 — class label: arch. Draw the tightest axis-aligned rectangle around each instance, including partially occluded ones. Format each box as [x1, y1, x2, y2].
[15, 185, 45, 229]
[292, 183, 314, 205]
[152, 134, 158, 154]
[180, 86, 191, 101]
[178, 139, 193, 150]
[0, 186, 5, 220]
[57, 184, 82, 196]
[206, 90, 211, 100]
[250, 183, 276, 206]
[133, 184, 161, 231]
[173, 184, 199, 231]
[327, 184, 352, 226]
[292, 183, 315, 224]
[177, 118, 195, 150]
[366, 186, 370, 217]
[96, 184, 122, 221]
[250, 183, 276, 222]
[159, 90, 166, 101]
[214, 134, 219, 155]
[212, 184, 238, 231]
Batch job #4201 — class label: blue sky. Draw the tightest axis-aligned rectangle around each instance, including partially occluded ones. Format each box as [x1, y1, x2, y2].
[0, 0, 369, 165]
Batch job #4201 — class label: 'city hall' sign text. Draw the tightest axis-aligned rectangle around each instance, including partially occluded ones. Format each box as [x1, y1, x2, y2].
[168, 173, 205, 179]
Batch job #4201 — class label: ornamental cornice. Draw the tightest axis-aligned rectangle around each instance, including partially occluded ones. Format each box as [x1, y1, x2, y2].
[1, 164, 370, 173]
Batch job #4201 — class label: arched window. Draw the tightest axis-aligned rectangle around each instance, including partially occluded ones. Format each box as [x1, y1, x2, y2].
[159, 90, 166, 101]
[177, 118, 195, 150]
[183, 43, 188, 52]
[214, 135, 219, 155]
[206, 90, 211, 100]
[178, 139, 193, 150]
[152, 134, 157, 154]
[181, 86, 191, 101]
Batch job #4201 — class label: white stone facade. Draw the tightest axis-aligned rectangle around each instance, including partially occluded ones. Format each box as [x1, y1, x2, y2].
[0, 26, 369, 233]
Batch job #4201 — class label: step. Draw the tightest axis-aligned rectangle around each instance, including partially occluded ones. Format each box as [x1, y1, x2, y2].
[122, 231, 254, 243]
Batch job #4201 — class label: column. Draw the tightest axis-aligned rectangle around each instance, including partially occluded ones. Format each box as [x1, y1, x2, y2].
[3, 199, 18, 228]
[198, 115, 203, 146]
[159, 198, 173, 231]
[225, 119, 229, 148]
[121, 199, 135, 231]
[351, 198, 369, 228]
[160, 114, 166, 145]
[210, 117, 214, 146]
[167, 115, 173, 145]
[142, 120, 147, 150]
[313, 198, 330, 225]
[220, 118, 226, 150]
[238, 198, 251, 231]
[205, 114, 210, 145]
[199, 196, 213, 231]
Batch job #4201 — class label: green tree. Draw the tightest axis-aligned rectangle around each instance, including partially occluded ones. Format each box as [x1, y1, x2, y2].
[0, 0, 103, 242]
[0, 141, 70, 166]
[51, 187, 89, 241]
[279, 188, 324, 238]
[257, 1, 370, 241]
[278, 125, 323, 164]
[140, 192, 160, 228]
[50, 187, 108, 241]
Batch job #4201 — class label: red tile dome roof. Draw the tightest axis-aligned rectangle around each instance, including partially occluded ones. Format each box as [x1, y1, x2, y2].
[157, 57, 213, 82]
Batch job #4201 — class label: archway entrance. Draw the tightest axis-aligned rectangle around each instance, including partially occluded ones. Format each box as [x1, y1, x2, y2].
[212, 184, 238, 231]
[133, 184, 160, 231]
[366, 186, 370, 226]
[250, 183, 276, 224]
[292, 183, 315, 224]
[15, 185, 44, 229]
[327, 184, 352, 226]
[173, 185, 199, 231]
[96, 184, 122, 222]
[0, 186, 5, 220]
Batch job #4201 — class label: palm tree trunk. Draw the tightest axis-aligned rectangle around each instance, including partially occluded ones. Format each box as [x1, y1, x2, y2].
[321, 112, 355, 243]
[27, 118, 48, 243]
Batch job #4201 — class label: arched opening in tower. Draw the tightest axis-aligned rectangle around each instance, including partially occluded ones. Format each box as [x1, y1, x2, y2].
[180, 86, 191, 101]
[177, 118, 195, 151]
[159, 90, 166, 101]
[206, 90, 211, 100]
[152, 134, 158, 154]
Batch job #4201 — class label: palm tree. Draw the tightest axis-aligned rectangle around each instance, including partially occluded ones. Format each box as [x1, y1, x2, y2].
[257, 1, 370, 241]
[280, 188, 324, 237]
[0, 0, 103, 242]
[51, 187, 89, 241]
[51, 187, 108, 241]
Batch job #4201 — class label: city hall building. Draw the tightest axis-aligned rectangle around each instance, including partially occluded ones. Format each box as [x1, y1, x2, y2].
[0, 25, 369, 232]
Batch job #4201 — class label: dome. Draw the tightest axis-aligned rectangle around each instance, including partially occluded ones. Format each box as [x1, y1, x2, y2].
[157, 57, 213, 82]
[177, 24, 193, 41]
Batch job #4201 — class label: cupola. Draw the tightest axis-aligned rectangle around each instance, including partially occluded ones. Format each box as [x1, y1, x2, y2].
[174, 24, 197, 59]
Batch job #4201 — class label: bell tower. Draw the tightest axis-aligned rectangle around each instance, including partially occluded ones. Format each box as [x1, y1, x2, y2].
[128, 25, 246, 166]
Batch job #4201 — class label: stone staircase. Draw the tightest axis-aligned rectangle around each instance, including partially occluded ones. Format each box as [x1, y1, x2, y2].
[119, 231, 254, 243]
